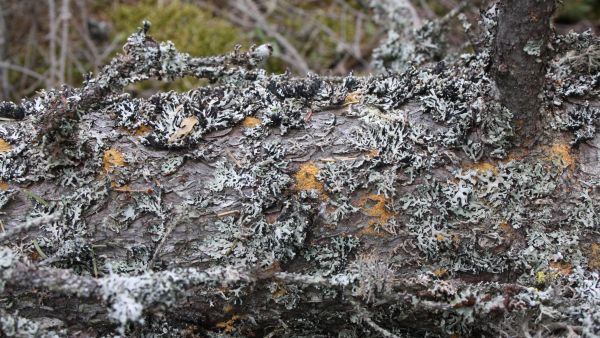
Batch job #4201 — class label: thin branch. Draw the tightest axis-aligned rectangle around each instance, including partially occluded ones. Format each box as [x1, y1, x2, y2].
[0, 61, 46, 81]
[58, 0, 71, 84]
[148, 213, 184, 269]
[0, 2, 10, 99]
[47, 0, 58, 88]
[230, 0, 311, 74]
[0, 212, 61, 242]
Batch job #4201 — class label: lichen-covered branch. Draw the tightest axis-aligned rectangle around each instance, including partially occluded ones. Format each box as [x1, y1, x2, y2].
[0, 6, 600, 337]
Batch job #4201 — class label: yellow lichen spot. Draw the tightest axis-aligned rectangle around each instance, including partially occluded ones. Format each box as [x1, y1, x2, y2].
[110, 182, 131, 192]
[499, 222, 516, 238]
[464, 162, 499, 175]
[435, 233, 446, 241]
[102, 149, 126, 173]
[264, 261, 282, 273]
[0, 139, 11, 153]
[357, 224, 387, 238]
[366, 149, 380, 158]
[548, 143, 575, 169]
[535, 271, 546, 284]
[215, 315, 241, 334]
[549, 261, 572, 276]
[432, 268, 448, 278]
[344, 91, 361, 105]
[271, 283, 288, 299]
[499, 222, 511, 232]
[294, 162, 328, 200]
[223, 304, 234, 314]
[133, 125, 152, 136]
[359, 194, 395, 227]
[590, 243, 600, 270]
[241, 116, 261, 128]
[0, 181, 7, 191]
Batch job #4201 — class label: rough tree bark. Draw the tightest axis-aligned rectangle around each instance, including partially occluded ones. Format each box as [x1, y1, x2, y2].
[492, 0, 555, 144]
[1, 1, 600, 337]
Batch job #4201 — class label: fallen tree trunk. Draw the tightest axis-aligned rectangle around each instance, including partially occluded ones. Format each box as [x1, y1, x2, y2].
[1, 2, 600, 337]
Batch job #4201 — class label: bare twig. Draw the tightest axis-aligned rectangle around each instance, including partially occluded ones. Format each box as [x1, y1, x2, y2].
[0, 213, 61, 242]
[0, 3, 10, 99]
[58, 0, 71, 84]
[0, 62, 46, 82]
[149, 212, 184, 269]
[47, 0, 58, 87]
[230, 0, 311, 74]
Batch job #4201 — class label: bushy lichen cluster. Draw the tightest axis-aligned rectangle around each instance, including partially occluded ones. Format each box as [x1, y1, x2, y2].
[548, 29, 600, 144]
[0, 3, 600, 337]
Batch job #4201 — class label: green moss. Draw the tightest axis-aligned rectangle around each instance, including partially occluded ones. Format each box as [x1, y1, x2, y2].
[556, 0, 600, 24]
[426, 0, 450, 17]
[109, 0, 242, 56]
[107, 0, 245, 93]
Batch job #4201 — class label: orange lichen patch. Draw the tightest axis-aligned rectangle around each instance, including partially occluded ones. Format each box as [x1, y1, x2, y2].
[498, 148, 528, 165]
[215, 315, 241, 334]
[294, 162, 328, 200]
[263, 261, 282, 274]
[29, 248, 41, 262]
[223, 304, 234, 314]
[271, 283, 289, 299]
[432, 268, 448, 278]
[463, 162, 499, 175]
[549, 261, 573, 276]
[547, 143, 575, 169]
[590, 244, 600, 270]
[132, 125, 152, 136]
[499, 222, 511, 232]
[357, 224, 388, 238]
[110, 182, 132, 192]
[359, 194, 395, 226]
[344, 91, 361, 105]
[366, 149, 380, 158]
[241, 116, 261, 128]
[0, 181, 8, 191]
[0, 139, 11, 153]
[102, 149, 126, 173]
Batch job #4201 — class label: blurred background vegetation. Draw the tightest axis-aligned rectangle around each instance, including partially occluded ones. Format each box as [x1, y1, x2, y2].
[0, 0, 599, 101]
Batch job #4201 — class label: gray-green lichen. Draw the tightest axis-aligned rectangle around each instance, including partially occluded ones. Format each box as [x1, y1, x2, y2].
[524, 39, 543, 57]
